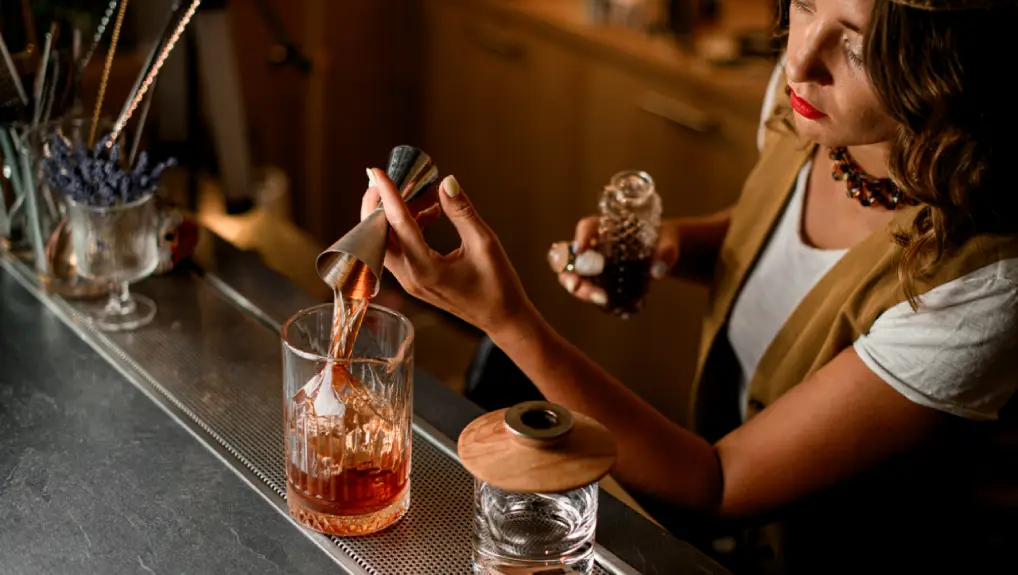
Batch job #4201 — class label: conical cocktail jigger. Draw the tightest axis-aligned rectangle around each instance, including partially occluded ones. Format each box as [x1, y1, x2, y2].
[316, 145, 440, 299]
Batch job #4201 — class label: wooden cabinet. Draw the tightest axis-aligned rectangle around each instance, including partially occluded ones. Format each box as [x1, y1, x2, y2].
[423, 1, 583, 286]
[225, 0, 428, 243]
[423, 0, 764, 424]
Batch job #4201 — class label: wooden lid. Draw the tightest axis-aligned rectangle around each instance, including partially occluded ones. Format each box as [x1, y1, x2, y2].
[457, 401, 617, 493]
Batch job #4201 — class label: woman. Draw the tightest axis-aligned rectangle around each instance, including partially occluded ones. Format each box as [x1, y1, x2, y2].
[362, 0, 1018, 571]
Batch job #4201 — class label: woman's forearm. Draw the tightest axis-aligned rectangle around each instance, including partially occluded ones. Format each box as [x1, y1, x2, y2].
[488, 306, 722, 514]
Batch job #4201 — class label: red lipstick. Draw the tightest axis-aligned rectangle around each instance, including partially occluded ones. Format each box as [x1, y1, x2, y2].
[789, 87, 827, 120]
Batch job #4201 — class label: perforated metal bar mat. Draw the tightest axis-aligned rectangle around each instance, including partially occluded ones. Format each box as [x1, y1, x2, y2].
[2, 259, 632, 575]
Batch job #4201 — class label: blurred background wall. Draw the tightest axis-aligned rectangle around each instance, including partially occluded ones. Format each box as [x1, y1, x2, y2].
[16, 0, 778, 427]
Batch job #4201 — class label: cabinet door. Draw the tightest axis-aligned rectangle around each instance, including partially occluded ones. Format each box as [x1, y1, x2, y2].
[423, 1, 583, 302]
[423, 1, 763, 425]
[549, 63, 761, 424]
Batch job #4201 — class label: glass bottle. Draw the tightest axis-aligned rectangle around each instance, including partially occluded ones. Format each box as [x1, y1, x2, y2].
[592, 170, 661, 318]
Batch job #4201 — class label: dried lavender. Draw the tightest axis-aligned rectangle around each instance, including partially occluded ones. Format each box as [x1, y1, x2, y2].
[42, 131, 175, 208]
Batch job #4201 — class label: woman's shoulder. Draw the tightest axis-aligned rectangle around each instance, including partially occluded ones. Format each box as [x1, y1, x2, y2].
[914, 256, 1018, 311]
[854, 256, 1018, 421]
[906, 228, 1018, 293]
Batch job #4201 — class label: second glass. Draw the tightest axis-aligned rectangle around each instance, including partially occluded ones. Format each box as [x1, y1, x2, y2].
[65, 194, 159, 331]
[282, 303, 414, 536]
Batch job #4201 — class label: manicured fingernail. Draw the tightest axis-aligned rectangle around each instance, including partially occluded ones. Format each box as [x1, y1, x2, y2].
[572, 241, 581, 253]
[574, 250, 604, 276]
[366, 168, 377, 185]
[442, 175, 461, 198]
[651, 261, 669, 279]
[591, 290, 608, 306]
[563, 276, 577, 293]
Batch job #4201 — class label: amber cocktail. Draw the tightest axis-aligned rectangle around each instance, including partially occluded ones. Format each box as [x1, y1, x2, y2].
[282, 303, 413, 535]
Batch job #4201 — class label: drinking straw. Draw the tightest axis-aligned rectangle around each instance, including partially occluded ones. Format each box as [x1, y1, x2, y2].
[12, 127, 46, 271]
[42, 55, 58, 124]
[127, 78, 157, 168]
[0, 132, 9, 236]
[31, 24, 57, 129]
[79, 0, 120, 72]
[0, 32, 28, 107]
[89, 0, 130, 148]
[108, 0, 202, 147]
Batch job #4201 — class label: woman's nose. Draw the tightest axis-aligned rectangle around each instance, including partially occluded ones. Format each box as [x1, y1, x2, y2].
[786, 28, 834, 86]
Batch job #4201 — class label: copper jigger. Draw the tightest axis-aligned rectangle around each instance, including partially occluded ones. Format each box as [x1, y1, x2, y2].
[316, 146, 439, 298]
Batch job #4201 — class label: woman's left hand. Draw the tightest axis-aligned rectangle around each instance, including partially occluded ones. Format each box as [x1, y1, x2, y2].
[361, 168, 535, 335]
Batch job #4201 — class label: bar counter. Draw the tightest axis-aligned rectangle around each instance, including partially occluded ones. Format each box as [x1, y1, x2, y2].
[0, 229, 729, 575]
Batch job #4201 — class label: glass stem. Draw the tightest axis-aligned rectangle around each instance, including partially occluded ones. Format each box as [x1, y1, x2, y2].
[104, 281, 134, 316]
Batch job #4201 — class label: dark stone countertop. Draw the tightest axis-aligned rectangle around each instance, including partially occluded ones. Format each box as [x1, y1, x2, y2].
[1, 228, 730, 575]
[0, 268, 339, 575]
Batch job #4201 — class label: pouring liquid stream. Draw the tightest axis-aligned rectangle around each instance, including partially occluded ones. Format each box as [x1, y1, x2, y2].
[295, 290, 375, 416]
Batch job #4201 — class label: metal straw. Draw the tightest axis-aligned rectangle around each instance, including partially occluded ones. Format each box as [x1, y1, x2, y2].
[73, 28, 81, 64]
[127, 78, 156, 168]
[0, 130, 23, 212]
[0, 32, 28, 106]
[0, 132, 10, 237]
[79, 0, 121, 72]
[89, 0, 130, 148]
[31, 24, 57, 130]
[13, 127, 47, 271]
[108, 0, 202, 147]
[41, 55, 59, 127]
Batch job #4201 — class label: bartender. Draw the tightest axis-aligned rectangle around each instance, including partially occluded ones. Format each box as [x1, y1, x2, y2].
[360, 0, 1018, 572]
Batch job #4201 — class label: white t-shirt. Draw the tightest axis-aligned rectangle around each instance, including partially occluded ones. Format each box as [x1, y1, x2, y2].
[728, 59, 1018, 422]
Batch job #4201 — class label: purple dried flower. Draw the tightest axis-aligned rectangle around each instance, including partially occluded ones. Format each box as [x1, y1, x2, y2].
[132, 152, 148, 177]
[42, 131, 177, 208]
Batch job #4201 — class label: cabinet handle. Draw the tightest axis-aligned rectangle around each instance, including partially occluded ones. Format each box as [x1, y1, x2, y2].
[637, 92, 720, 135]
[465, 25, 526, 61]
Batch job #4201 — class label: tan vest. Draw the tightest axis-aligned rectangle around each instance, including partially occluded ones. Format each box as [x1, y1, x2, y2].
[688, 79, 1018, 573]
[693, 93, 1018, 432]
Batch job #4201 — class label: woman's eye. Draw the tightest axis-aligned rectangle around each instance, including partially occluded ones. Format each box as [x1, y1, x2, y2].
[791, 0, 814, 13]
[843, 40, 864, 67]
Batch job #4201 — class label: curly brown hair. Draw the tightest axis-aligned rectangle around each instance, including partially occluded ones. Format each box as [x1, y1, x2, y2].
[774, 0, 1018, 307]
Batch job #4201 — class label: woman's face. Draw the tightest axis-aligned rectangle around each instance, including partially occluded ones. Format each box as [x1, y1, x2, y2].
[785, 0, 898, 147]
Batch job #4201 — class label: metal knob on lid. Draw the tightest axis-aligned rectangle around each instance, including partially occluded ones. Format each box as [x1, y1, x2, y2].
[316, 145, 440, 298]
[504, 401, 575, 448]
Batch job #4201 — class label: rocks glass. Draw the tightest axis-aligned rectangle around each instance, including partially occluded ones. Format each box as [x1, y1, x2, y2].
[459, 401, 617, 574]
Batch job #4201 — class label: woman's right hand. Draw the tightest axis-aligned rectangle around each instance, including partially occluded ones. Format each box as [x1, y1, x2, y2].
[361, 169, 537, 338]
[554, 216, 681, 307]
